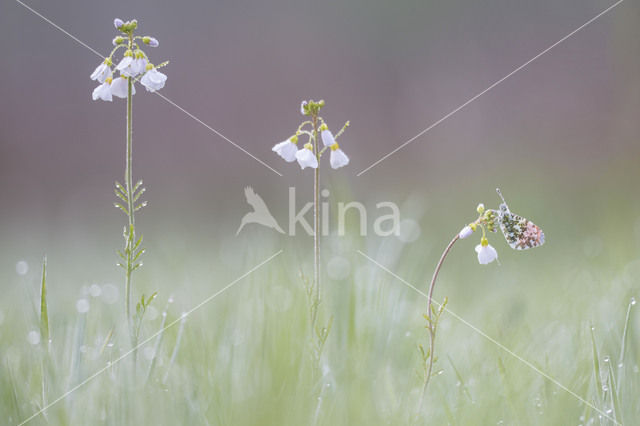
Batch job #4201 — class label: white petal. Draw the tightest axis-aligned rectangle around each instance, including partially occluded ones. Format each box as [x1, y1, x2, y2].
[295, 149, 318, 169]
[140, 69, 167, 92]
[272, 140, 298, 162]
[321, 130, 335, 148]
[110, 77, 128, 98]
[330, 148, 349, 169]
[90, 63, 112, 83]
[92, 82, 112, 102]
[132, 58, 147, 75]
[475, 244, 498, 265]
[459, 226, 473, 239]
[116, 56, 133, 71]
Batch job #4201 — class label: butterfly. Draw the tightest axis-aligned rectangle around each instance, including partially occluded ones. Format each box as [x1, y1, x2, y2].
[489, 188, 545, 250]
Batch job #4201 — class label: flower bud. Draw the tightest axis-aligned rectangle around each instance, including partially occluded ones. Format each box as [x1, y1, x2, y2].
[143, 36, 159, 47]
[477, 203, 485, 214]
[459, 225, 474, 239]
[114, 18, 124, 29]
[112, 36, 125, 46]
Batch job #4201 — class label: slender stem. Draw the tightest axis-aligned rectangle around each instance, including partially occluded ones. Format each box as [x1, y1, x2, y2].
[417, 233, 459, 415]
[124, 34, 136, 346]
[312, 114, 320, 325]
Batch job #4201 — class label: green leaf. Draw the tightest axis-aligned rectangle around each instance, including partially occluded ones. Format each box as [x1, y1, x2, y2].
[590, 325, 603, 400]
[133, 248, 145, 262]
[115, 181, 127, 194]
[133, 187, 146, 202]
[133, 235, 144, 250]
[114, 188, 128, 202]
[114, 202, 129, 215]
[40, 257, 49, 344]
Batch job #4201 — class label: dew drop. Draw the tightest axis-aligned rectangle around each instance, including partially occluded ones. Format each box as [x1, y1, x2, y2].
[76, 298, 90, 313]
[618, 363, 623, 369]
[89, 283, 102, 297]
[631, 297, 637, 306]
[602, 384, 609, 392]
[606, 409, 613, 414]
[603, 356, 610, 363]
[27, 330, 40, 345]
[16, 260, 29, 276]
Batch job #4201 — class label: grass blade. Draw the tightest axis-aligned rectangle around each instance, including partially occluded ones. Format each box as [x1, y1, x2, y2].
[40, 257, 50, 347]
[590, 325, 602, 400]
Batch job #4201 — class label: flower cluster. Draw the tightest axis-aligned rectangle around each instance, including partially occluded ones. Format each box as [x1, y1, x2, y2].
[458, 203, 499, 265]
[272, 100, 350, 170]
[90, 18, 168, 102]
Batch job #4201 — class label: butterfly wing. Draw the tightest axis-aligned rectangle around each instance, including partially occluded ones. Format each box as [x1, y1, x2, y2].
[498, 211, 545, 250]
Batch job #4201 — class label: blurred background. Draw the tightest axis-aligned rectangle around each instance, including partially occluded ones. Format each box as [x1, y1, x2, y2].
[1, 0, 639, 424]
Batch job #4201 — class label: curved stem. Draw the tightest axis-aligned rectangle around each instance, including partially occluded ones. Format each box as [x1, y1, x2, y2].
[416, 233, 459, 416]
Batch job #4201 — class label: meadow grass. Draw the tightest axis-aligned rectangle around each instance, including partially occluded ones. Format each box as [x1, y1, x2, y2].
[1, 186, 639, 425]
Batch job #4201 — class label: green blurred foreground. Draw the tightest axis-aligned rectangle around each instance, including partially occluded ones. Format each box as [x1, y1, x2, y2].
[1, 186, 639, 426]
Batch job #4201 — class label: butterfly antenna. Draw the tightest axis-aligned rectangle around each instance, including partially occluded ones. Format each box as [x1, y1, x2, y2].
[496, 188, 507, 204]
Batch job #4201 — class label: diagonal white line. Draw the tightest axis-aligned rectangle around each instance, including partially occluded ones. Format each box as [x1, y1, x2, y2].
[356, 250, 620, 425]
[16, 250, 283, 426]
[356, 0, 624, 177]
[152, 92, 283, 176]
[13, 0, 282, 177]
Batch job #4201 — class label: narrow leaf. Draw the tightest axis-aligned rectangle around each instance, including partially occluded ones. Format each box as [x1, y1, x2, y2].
[114, 202, 129, 215]
[40, 257, 50, 344]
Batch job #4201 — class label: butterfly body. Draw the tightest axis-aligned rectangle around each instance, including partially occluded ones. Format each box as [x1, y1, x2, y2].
[489, 189, 545, 250]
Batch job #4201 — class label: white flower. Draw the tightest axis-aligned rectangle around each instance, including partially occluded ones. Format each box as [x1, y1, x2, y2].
[329, 144, 349, 169]
[459, 225, 474, 239]
[321, 129, 335, 147]
[116, 55, 134, 76]
[116, 53, 146, 77]
[131, 56, 148, 75]
[295, 144, 318, 169]
[300, 100, 308, 115]
[90, 62, 112, 83]
[110, 76, 135, 98]
[92, 80, 112, 102]
[114, 18, 124, 29]
[140, 68, 167, 92]
[475, 242, 498, 265]
[272, 137, 298, 162]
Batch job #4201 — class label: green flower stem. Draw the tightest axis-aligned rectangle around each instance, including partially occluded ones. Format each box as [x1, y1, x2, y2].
[124, 33, 136, 344]
[312, 113, 320, 327]
[417, 233, 459, 415]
